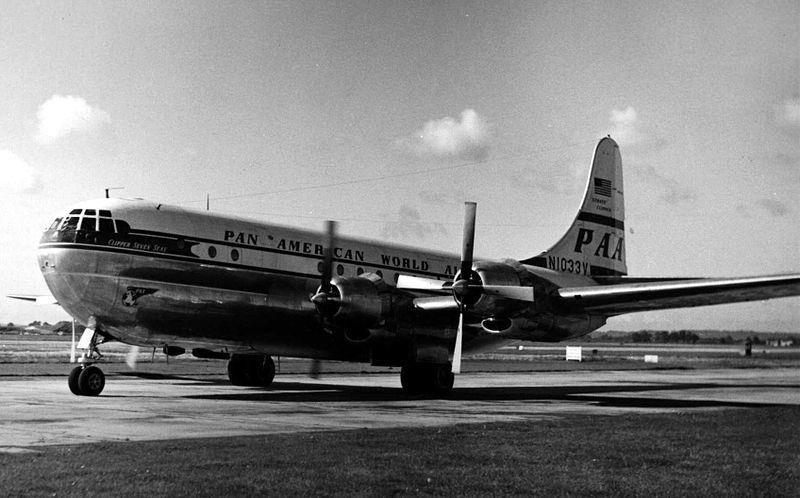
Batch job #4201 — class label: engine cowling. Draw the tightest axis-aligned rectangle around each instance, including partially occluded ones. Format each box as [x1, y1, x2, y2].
[455, 261, 528, 315]
[326, 274, 391, 341]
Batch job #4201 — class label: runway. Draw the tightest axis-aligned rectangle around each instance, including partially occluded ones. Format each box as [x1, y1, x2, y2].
[3, 367, 799, 449]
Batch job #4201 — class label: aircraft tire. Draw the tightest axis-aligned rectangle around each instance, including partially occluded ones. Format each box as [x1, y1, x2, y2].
[400, 364, 424, 394]
[429, 364, 455, 395]
[227, 355, 251, 386]
[255, 355, 276, 387]
[78, 365, 105, 396]
[68, 366, 83, 395]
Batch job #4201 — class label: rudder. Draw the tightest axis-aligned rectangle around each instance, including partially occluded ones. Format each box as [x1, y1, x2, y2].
[523, 137, 626, 277]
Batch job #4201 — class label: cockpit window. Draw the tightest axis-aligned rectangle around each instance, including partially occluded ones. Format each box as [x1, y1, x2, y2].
[69, 209, 82, 215]
[115, 220, 130, 235]
[98, 218, 114, 233]
[48, 218, 63, 230]
[85, 209, 96, 216]
[79, 216, 96, 231]
[63, 216, 79, 230]
[99, 210, 112, 217]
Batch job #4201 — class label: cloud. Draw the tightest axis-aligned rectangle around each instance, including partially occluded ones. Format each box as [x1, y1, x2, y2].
[640, 164, 696, 203]
[36, 95, 112, 144]
[0, 150, 40, 193]
[756, 198, 790, 217]
[401, 109, 491, 161]
[380, 205, 447, 241]
[775, 97, 800, 130]
[606, 106, 641, 146]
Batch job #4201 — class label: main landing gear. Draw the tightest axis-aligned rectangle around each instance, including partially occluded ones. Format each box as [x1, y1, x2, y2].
[400, 363, 455, 396]
[227, 354, 276, 387]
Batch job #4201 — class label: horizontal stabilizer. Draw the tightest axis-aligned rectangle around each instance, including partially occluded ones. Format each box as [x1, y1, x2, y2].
[558, 274, 800, 314]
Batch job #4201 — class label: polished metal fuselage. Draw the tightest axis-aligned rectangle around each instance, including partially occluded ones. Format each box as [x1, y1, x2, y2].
[37, 198, 604, 363]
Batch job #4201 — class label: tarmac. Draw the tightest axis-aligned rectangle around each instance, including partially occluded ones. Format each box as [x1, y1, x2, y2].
[2, 367, 799, 450]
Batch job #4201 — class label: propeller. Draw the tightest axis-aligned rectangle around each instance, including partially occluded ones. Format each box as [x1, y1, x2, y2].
[125, 345, 141, 370]
[309, 220, 340, 315]
[394, 202, 536, 373]
[308, 220, 338, 379]
[451, 201, 477, 374]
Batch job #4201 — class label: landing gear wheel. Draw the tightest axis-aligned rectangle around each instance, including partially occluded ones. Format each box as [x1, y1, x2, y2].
[228, 354, 275, 387]
[255, 355, 276, 387]
[227, 355, 250, 386]
[77, 365, 105, 396]
[401, 363, 454, 396]
[68, 366, 83, 395]
[430, 364, 455, 394]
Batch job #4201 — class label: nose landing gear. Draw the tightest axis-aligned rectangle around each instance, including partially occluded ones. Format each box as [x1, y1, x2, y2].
[67, 324, 107, 396]
[68, 364, 106, 396]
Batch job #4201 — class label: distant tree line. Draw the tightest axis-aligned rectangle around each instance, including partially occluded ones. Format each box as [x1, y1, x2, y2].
[630, 330, 700, 344]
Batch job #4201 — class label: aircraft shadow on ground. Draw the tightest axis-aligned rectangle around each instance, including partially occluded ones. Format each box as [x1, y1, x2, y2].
[177, 380, 796, 409]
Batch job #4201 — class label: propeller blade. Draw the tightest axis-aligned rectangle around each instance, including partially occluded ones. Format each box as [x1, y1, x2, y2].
[452, 313, 464, 374]
[320, 220, 337, 295]
[460, 202, 477, 279]
[480, 285, 535, 302]
[309, 358, 322, 379]
[396, 275, 452, 292]
[125, 346, 141, 370]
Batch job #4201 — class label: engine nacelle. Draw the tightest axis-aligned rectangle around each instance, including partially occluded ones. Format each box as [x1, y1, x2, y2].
[327, 275, 391, 337]
[458, 261, 527, 315]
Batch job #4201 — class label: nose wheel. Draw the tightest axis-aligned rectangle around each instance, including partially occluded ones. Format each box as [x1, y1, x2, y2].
[67, 365, 106, 396]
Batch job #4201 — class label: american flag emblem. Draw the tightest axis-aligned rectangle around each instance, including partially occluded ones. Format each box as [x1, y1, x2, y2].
[594, 178, 613, 197]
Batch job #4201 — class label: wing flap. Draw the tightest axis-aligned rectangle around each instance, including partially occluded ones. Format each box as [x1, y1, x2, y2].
[558, 274, 800, 314]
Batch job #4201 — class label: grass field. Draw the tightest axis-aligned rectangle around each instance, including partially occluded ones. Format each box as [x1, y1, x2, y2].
[1, 407, 798, 496]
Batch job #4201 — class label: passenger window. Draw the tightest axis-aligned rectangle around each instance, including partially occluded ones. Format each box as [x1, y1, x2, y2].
[80, 217, 96, 231]
[98, 218, 115, 233]
[231, 249, 240, 262]
[115, 220, 130, 235]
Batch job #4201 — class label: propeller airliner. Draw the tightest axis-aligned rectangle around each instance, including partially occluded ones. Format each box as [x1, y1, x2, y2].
[17, 137, 800, 396]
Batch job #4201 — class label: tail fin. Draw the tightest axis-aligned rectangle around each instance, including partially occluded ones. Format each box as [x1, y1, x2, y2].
[522, 137, 626, 277]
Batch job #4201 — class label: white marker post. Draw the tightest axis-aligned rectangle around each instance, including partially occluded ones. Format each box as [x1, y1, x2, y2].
[566, 346, 582, 362]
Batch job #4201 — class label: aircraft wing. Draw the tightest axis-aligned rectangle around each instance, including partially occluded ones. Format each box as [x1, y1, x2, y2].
[558, 274, 800, 315]
[7, 294, 59, 305]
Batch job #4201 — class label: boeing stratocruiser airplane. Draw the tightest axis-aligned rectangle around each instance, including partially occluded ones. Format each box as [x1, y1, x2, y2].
[27, 137, 800, 396]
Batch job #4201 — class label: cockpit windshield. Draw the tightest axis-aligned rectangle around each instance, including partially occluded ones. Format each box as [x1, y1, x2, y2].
[48, 209, 126, 235]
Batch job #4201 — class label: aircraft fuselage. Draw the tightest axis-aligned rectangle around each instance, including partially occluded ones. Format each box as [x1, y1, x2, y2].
[37, 198, 603, 365]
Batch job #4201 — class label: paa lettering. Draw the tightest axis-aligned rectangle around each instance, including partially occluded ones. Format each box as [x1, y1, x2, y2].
[573, 228, 624, 261]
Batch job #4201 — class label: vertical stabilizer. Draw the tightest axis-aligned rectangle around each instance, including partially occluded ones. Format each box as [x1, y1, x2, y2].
[523, 137, 626, 277]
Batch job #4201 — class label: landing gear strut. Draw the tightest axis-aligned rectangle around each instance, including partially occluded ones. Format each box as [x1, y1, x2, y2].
[400, 363, 454, 396]
[227, 354, 276, 387]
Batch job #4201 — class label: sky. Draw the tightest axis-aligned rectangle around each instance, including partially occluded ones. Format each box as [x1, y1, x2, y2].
[1, 1, 797, 331]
